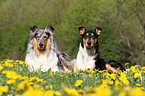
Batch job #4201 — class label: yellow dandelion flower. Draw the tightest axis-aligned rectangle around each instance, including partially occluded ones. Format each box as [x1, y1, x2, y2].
[108, 80, 114, 85]
[44, 90, 54, 96]
[17, 75, 22, 79]
[0, 86, 8, 92]
[77, 89, 85, 95]
[4, 63, 8, 67]
[129, 87, 142, 96]
[115, 80, 122, 86]
[0, 92, 3, 95]
[118, 91, 126, 96]
[34, 84, 39, 88]
[103, 70, 108, 73]
[141, 67, 145, 70]
[0, 65, 4, 70]
[19, 61, 24, 65]
[3, 70, 18, 79]
[16, 60, 19, 62]
[122, 79, 129, 86]
[8, 64, 13, 68]
[98, 70, 104, 73]
[83, 69, 90, 73]
[0, 61, 4, 63]
[91, 70, 96, 75]
[19, 76, 29, 80]
[136, 84, 141, 87]
[135, 65, 141, 68]
[54, 91, 61, 96]
[119, 73, 127, 81]
[134, 73, 140, 78]
[60, 75, 63, 77]
[11, 87, 15, 90]
[125, 63, 129, 66]
[8, 60, 14, 62]
[130, 66, 138, 73]
[140, 70, 143, 73]
[64, 87, 79, 96]
[16, 81, 26, 90]
[102, 79, 108, 85]
[30, 70, 33, 73]
[15, 94, 22, 96]
[141, 87, 144, 89]
[75, 80, 83, 87]
[110, 73, 116, 80]
[88, 86, 111, 95]
[50, 72, 54, 77]
[7, 79, 16, 84]
[27, 82, 34, 86]
[49, 85, 53, 89]
[36, 78, 44, 82]
[23, 87, 44, 96]
[123, 71, 127, 74]
[45, 86, 49, 89]
[29, 77, 37, 82]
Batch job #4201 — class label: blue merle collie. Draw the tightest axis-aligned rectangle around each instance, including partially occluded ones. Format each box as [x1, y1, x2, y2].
[74, 26, 125, 73]
[25, 26, 74, 72]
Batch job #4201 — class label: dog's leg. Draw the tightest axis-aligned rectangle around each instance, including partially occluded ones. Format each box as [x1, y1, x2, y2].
[90, 64, 96, 71]
[106, 64, 122, 73]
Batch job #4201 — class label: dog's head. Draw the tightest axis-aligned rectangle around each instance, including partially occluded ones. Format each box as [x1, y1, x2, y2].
[79, 26, 102, 50]
[32, 26, 54, 52]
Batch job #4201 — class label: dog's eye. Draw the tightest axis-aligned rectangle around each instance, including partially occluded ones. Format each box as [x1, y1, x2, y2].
[36, 36, 40, 40]
[43, 36, 48, 39]
[84, 35, 88, 39]
[92, 35, 95, 39]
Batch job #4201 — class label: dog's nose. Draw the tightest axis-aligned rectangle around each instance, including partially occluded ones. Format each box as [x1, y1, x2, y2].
[87, 41, 91, 45]
[39, 42, 43, 47]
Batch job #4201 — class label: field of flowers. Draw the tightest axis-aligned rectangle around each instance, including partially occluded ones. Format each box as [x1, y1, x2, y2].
[0, 59, 145, 96]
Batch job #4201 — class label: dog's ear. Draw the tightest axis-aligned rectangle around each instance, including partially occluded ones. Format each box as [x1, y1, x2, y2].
[78, 26, 86, 35]
[45, 26, 55, 35]
[30, 26, 38, 33]
[95, 27, 102, 35]
[29, 26, 38, 41]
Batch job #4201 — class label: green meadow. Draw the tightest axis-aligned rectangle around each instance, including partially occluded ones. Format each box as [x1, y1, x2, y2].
[0, 59, 145, 96]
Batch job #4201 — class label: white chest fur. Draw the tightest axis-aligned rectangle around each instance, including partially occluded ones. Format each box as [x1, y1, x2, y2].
[74, 44, 95, 71]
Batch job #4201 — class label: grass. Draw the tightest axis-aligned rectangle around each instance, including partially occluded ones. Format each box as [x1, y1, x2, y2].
[0, 59, 145, 96]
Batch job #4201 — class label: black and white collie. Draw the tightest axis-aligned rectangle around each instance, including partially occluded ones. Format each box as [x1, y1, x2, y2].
[74, 26, 125, 73]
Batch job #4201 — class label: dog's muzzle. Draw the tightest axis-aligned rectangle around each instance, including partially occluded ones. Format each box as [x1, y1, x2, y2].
[86, 41, 93, 48]
[38, 42, 45, 50]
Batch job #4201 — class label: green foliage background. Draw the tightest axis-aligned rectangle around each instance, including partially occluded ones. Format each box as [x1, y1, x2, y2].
[0, 0, 145, 65]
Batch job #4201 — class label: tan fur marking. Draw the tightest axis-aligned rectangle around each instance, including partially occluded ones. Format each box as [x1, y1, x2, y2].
[43, 34, 46, 37]
[90, 38, 97, 47]
[45, 39, 51, 54]
[38, 34, 40, 37]
[106, 64, 121, 73]
[33, 38, 40, 56]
